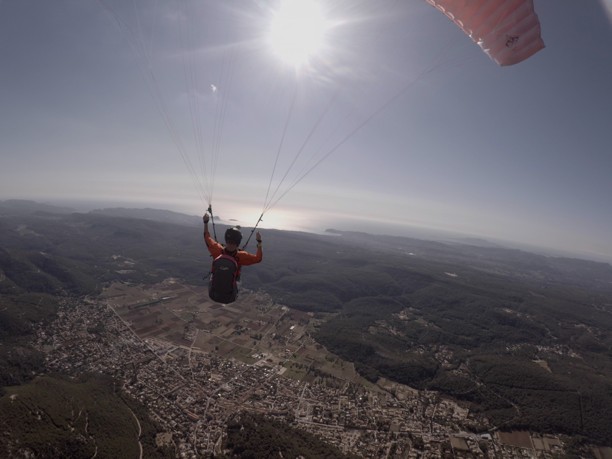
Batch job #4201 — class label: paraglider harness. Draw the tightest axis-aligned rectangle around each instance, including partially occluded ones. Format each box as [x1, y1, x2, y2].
[206, 206, 263, 304]
[205, 206, 245, 304]
[208, 251, 240, 304]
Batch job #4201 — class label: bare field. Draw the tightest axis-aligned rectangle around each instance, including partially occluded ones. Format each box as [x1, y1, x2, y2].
[497, 430, 534, 449]
[100, 280, 372, 386]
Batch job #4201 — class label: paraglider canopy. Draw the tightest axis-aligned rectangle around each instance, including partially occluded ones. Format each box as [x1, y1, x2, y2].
[426, 0, 545, 66]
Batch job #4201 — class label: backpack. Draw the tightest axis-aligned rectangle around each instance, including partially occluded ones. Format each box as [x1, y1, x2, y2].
[208, 253, 239, 304]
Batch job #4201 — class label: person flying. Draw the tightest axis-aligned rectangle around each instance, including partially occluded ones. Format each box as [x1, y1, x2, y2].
[203, 213, 262, 303]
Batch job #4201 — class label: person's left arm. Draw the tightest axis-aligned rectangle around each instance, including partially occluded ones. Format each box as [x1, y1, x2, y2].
[238, 232, 263, 265]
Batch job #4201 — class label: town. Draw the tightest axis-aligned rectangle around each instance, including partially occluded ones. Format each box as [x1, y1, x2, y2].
[35, 279, 568, 458]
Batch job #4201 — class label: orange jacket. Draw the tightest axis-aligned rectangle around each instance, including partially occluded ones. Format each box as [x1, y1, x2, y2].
[204, 231, 262, 276]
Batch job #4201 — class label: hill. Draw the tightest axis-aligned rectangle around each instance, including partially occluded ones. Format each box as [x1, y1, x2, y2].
[1, 199, 612, 447]
[0, 374, 168, 458]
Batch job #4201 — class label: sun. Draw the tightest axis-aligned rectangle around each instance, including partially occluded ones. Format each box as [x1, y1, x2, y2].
[268, 0, 330, 68]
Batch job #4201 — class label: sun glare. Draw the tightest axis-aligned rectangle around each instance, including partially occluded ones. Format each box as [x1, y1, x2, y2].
[268, 0, 329, 68]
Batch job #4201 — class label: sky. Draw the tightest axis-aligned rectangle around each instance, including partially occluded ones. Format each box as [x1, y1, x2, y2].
[1, 0, 611, 262]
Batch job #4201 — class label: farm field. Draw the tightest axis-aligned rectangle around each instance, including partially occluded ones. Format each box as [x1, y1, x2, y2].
[100, 280, 369, 387]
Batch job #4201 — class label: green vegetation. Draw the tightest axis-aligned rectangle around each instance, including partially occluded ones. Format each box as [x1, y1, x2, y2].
[223, 412, 357, 458]
[312, 263, 612, 444]
[0, 374, 171, 458]
[0, 293, 60, 387]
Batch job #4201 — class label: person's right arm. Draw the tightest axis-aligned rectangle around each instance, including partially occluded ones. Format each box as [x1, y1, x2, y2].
[203, 214, 223, 258]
